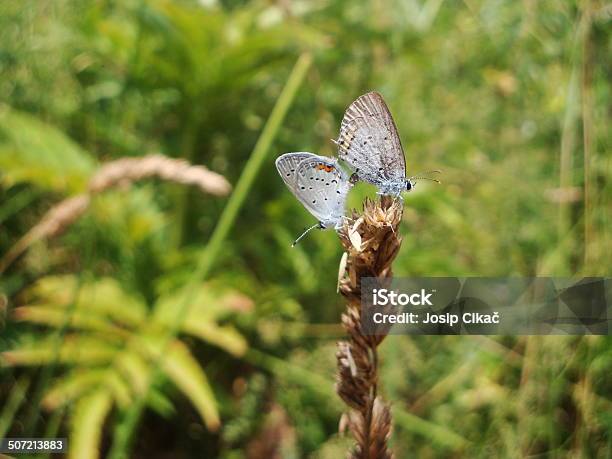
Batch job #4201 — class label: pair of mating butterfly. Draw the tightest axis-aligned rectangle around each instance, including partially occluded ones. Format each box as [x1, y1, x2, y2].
[276, 91, 440, 245]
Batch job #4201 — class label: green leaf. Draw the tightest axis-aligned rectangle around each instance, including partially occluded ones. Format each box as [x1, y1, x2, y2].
[181, 320, 247, 357]
[154, 288, 248, 356]
[156, 339, 220, 431]
[154, 285, 251, 323]
[69, 389, 112, 459]
[43, 370, 108, 410]
[13, 306, 126, 335]
[0, 105, 96, 193]
[25, 276, 148, 327]
[104, 371, 132, 409]
[146, 389, 176, 419]
[0, 376, 30, 438]
[2, 335, 118, 366]
[113, 350, 153, 396]
[44, 368, 133, 410]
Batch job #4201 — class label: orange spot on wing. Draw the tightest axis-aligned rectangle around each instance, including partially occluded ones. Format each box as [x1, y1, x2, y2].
[314, 163, 336, 173]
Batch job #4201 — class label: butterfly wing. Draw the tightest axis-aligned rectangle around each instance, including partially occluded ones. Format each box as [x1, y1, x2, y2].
[294, 156, 350, 226]
[276, 153, 350, 227]
[337, 92, 406, 186]
[276, 152, 319, 189]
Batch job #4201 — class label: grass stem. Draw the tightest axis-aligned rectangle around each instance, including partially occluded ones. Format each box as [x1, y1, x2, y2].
[107, 52, 312, 459]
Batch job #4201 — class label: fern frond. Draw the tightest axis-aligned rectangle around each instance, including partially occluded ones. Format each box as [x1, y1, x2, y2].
[157, 339, 220, 431]
[2, 336, 119, 366]
[69, 389, 112, 459]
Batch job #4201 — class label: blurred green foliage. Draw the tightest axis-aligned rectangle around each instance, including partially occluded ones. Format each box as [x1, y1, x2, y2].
[0, 0, 610, 458]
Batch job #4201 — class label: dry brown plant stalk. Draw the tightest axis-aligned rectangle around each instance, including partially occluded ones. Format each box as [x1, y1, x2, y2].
[336, 195, 403, 459]
[0, 154, 231, 273]
[88, 154, 231, 196]
[0, 194, 90, 273]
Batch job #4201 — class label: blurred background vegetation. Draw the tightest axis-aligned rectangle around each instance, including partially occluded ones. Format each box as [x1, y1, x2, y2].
[0, 0, 610, 458]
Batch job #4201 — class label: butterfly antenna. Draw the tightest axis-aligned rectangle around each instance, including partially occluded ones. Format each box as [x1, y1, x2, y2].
[410, 170, 442, 184]
[292, 222, 323, 247]
[412, 176, 441, 183]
